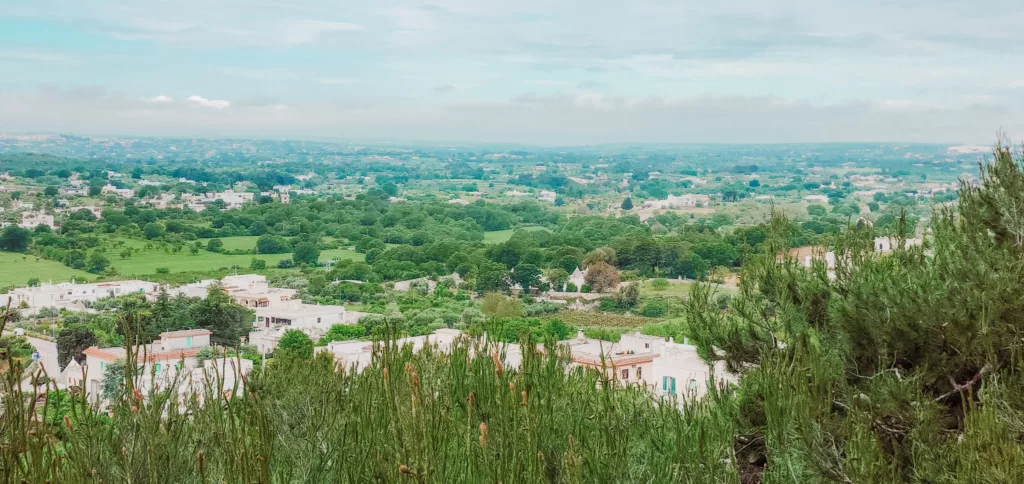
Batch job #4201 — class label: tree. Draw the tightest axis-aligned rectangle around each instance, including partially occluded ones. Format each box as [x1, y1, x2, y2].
[582, 247, 616, 268]
[43, 185, 58, 197]
[292, 242, 320, 265]
[256, 234, 291, 254]
[475, 261, 511, 293]
[277, 329, 314, 359]
[0, 226, 31, 252]
[584, 261, 620, 292]
[620, 197, 633, 210]
[101, 360, 125, 401]
[85, 251, 109, 274]
[190, 284, 254, 346]
[807, 204, 827, 217]
[480, 292, 523, 320]
[206, 238, 224, 253]
[613, 283, 640, 308]
[748, 179, 761, 188]
[142, 222, 165, 240]
[250, 258, 267, 270]
[319, 324, 366, 344]
[511, 263, 542, 291]
[57, 325, 98, 369]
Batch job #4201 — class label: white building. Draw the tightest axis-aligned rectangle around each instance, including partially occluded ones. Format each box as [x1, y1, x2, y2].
[651, 337, 735, 400]
[874, 237, 923, 253]
[101, 184, 134, 198]
[569, 266, 587, 290]
[804, 194, 830, 203]
[18, 211, 56, 229]
[642, 194, 711, 210]
[211, 190, 255, 209]
[78, 329, 252, 406]
[2, 279, 161, 311]
[565, 331, 664, 386]
[539, 190, 558, 203]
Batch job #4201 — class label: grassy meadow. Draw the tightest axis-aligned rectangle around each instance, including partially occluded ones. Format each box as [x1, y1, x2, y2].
[105, 236, 363, 277]
[0, 252, 95, 288]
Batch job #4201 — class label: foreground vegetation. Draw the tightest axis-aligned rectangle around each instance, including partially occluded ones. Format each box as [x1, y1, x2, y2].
[1, 144, 1023, 482]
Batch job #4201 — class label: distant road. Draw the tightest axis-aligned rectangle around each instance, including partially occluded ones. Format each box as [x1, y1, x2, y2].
[3, 332, 62, 391]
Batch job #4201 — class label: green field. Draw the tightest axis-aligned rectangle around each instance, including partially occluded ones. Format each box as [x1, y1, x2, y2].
[0, 252, 94, 288]
[638, 279, 738, 297]
[105, 236, 363, 277]
[483, 226, 552, 244]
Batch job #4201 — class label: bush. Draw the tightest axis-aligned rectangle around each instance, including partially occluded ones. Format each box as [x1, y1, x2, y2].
[277, 258, 295, 269]
[651, 278, 671, 291]
[206, 238, 224, 253]
[639, 299, 668, 317]
[250, 258, 267, 270]
[276, 329, 314, 359]
[155, 267, 170, 274]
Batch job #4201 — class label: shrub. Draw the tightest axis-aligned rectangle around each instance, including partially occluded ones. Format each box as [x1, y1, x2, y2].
[277, 258, 295, 269]
[650, 278, 671, 291]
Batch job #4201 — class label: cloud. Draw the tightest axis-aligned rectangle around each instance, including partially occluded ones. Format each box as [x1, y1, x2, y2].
[525, 80, 575, 87]
[186, 95, 229, 109]
[143, 95, 174, 103]
[279, 20, 365, 45]
[0, 50, 79, 64]
[0, 86, 1018, 145]
[319, 78, 356, 85]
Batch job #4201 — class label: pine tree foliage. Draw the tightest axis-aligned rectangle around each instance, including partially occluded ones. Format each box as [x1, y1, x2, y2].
[685, 142, 1024, 482]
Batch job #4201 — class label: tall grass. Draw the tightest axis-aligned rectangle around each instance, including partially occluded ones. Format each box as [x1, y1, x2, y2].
[1, 303, 738, 483]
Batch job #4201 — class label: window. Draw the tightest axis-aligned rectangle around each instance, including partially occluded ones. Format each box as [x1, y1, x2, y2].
[154, 363, 161, 373]
[100, 361, 105, 371]
[621, 369, 629, 380]
[185, 336, 193, 348]
[637, 367, 642, 379]
[662, 376, 676, 394]
[644, 343, 649, 349]
[688, 379, 699, 394]
[317, 317, 321, 324]
[176, 361, 183, 371]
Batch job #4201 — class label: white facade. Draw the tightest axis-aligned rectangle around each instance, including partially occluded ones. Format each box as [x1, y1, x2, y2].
[2, 280, 161, 311]
[79, 329, 251, 406]
[650, 338, 734, 400]
[643, 194, 711, 209]
[101, 184, 134, 198]
[18, 211, 56, 229]
[874, 237, 923, 253]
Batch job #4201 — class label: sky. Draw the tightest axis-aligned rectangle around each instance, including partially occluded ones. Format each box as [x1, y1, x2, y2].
[0, 0, 1021, 145]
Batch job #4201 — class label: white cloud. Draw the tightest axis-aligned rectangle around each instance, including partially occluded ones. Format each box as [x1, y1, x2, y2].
[525, 80, 575, 87]
[187, 95, 229, 109]
[279, 20, 365, 45]
[1, 86, 1018, 144]
[143, 95, 174, 103]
